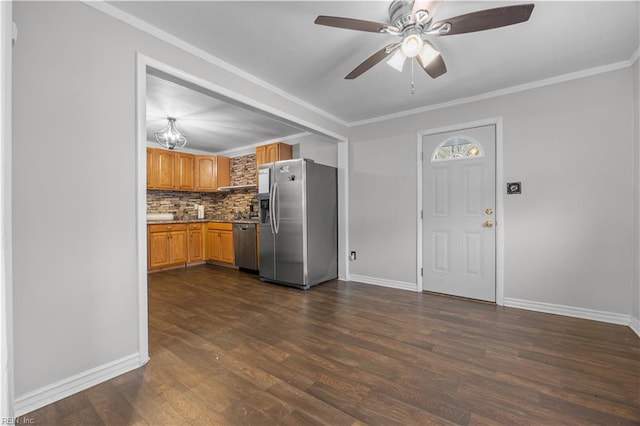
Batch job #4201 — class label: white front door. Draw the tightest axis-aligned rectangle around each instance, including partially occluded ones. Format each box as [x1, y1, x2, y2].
[422, 125, 496, 302]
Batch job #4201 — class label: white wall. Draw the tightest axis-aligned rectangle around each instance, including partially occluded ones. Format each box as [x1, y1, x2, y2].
[0, 0, 14, 419]
[349, 67, 636, 316]
[11, 0, 346, 407]
[633, 57, 639, 330]
[291, 134, 339, 167]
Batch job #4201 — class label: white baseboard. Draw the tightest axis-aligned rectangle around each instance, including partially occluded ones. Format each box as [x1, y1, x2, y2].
[349, 274, 418, 292]
[630, 316, 640, 338]
[504, 298, 635, 330]
[14, 353, 144, 417]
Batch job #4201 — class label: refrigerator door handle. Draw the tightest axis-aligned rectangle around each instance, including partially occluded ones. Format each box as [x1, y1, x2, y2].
[273, 181, 280, 234]
[269, 182, 276, 234]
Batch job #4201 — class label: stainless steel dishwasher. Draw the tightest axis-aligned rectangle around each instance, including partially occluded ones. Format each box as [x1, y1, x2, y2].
[233, 223, 257, 271]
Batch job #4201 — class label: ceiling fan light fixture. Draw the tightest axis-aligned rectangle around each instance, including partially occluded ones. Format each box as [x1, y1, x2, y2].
[387, 49, 407, 72]
[155, 117, 187, 150]
[417, 42, 440, 66]
[401, 33, 424, 58]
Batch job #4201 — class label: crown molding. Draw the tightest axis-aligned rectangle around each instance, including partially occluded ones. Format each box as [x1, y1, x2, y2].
[349, 59, 635, 127]
[80, 0, 639, 131]
[81, 1, 349, 129]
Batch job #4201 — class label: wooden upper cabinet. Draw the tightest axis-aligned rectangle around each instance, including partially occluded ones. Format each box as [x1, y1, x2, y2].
[175, 153, 195, 191]
[195, 155, 230, 192]
[256, 142, 292, 167]
[147, 148, 154, 187]
[255, 145, 267, 168]
[147, 147, 177, 190]
[217, 156, 230, 188]
[147, 148, 230, 192]
[255, 142, 292, 183]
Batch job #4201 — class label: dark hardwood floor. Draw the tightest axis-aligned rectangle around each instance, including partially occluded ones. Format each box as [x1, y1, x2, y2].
[24, 265, 640, 425]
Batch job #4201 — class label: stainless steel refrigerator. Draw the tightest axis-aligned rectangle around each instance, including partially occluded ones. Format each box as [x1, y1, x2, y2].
[257, 158, 337, 289]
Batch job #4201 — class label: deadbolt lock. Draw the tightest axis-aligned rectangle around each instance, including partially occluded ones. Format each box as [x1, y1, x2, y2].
[485, 208, 493, 215]
[484, 220, 494, 228]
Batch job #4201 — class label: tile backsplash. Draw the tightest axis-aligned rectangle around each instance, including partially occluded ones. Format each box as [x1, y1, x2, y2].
[147, 153, 258, 220]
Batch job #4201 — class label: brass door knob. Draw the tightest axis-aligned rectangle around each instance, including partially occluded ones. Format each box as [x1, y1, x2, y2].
[485, 208, 493, 215]
[484, 220, 494, 228]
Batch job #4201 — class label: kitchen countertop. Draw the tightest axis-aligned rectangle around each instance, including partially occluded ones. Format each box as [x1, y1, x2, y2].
[147, 218, 259, 225]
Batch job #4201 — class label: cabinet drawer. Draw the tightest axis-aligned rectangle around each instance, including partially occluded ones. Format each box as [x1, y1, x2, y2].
[188, 223, 204, 231]
[207, 222, 233, 231]
[148, 223, 187, 233]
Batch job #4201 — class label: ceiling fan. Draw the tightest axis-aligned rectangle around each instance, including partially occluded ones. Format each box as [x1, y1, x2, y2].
[314, 0, 535, 80]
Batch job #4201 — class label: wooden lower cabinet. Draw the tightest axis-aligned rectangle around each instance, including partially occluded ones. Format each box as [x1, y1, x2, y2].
[148, 224, 188, 270]
[206, 222, 235, 265]
[188, 223, 205, 263]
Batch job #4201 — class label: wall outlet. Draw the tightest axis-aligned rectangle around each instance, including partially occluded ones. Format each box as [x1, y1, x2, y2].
[350, 251, 357, 261]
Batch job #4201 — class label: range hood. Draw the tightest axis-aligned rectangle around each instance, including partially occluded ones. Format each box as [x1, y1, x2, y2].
[217, 184, 257, 192]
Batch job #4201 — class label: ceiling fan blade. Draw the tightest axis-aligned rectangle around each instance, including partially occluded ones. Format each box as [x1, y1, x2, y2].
[431, 4, 535, 36]
[314, 16, 389, 33]
[346, 43, 399, 80]
[416, 41, 447, 78]
[412, 0, 441, 24]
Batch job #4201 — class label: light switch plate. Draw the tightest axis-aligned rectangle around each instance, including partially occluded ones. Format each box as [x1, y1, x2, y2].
[507, 182, 522, 194]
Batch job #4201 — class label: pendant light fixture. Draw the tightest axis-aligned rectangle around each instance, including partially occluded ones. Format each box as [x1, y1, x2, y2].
[155, 117, 187, 150]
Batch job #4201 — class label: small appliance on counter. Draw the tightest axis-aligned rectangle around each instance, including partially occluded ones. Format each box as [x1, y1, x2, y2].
[258, 158, 337, 290]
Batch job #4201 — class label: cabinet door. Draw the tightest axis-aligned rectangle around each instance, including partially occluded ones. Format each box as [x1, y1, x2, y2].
[266, 143, 279, 163]
[156, 149, 176, 190]
[148, 231, 170, 269]
[147, 148, 155, 189]
[277, 142, 293, 161]
[195, 156, 217, 192]
[206, 229, 221, 261]
[169, 230, 188, 265]
[216, 156, 230, 188]
[175, 153, 194, 191]
[220, 231, 235, 264]
[255, 145, 267, 167]
[188, 225, 204, 263]
[255, 145, 266, 184]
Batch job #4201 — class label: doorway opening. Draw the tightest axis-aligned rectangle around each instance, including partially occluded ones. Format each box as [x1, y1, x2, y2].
[135, 54, 349, 362]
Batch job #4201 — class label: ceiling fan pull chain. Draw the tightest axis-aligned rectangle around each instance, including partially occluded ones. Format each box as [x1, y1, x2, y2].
[411, 59, 415, 95]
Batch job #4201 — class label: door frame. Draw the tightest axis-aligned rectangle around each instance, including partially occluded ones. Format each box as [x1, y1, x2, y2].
[135, 54, 350, 363]
[416, 117, 504, 305]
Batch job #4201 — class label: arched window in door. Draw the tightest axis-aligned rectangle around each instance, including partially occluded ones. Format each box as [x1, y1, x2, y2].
[431, 136, 484, 162]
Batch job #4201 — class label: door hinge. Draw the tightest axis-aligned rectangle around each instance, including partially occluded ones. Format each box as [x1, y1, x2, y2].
[420, 210, 423, 219]
[12, 23, 17, 47]
[420, 152, 423, 161]
[420, 267, 423, 276]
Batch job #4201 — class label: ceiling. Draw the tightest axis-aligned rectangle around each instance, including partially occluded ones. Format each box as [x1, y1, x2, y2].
[146, 69, 307, 153]
[116, 1, 639, 141]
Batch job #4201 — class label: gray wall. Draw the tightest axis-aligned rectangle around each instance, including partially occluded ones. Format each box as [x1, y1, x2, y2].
[12, 1, 345, 398]
[634, 58, 639, 323]
[349, 67, 635, 315]
[291, 134, 339, 167]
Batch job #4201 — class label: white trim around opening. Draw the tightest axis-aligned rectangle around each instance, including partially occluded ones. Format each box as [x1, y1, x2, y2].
[135, 54, 350, 359]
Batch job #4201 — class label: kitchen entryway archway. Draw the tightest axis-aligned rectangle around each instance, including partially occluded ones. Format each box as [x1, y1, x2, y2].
[420, 124, 497, 302]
